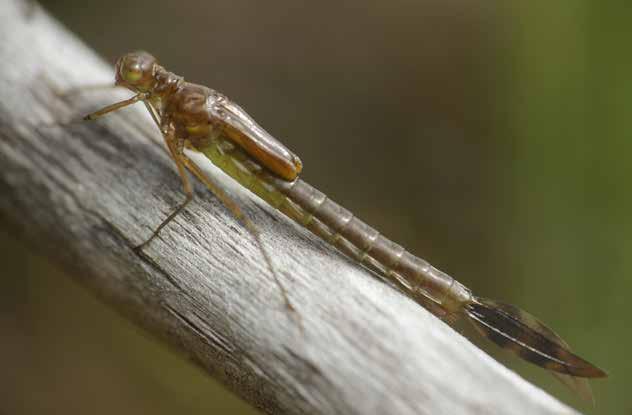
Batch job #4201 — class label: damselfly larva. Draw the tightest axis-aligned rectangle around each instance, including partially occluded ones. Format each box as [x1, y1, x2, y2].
[82, 51, 607, 401]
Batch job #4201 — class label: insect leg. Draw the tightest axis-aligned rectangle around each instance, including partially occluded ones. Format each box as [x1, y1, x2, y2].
[142, 101, 162, 134]
[181, 154, 299, 318]
[38, 84, 133, 129]
[134, 126, 193, 250]
[83, 92, 148, 121]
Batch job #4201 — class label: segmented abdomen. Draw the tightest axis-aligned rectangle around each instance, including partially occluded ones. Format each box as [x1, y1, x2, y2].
[278, 179, 472, 314]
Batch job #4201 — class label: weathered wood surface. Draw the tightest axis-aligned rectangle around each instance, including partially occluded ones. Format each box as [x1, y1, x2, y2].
[0, 1, 580, 414]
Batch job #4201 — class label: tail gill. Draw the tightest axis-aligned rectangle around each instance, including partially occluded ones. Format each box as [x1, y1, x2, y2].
[465, 296, 606, 402]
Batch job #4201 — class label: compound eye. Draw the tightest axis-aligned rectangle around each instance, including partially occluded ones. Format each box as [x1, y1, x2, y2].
[121, 61, 143, 83]
[115, 51, 157, 91]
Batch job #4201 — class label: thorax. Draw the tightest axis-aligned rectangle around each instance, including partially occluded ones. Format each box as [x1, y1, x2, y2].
[158, 81, 218, 143]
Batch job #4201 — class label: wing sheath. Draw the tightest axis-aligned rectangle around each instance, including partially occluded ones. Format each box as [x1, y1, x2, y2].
[207, 93, 302, 181]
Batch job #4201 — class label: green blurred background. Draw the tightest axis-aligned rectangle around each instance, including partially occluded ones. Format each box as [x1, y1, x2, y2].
[1, 0, 629, 413]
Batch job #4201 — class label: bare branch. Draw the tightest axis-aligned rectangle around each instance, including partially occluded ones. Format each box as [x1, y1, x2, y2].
[0, 2, 579, 414]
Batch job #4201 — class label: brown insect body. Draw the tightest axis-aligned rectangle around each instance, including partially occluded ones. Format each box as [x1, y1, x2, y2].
[86, 51, 607, 402]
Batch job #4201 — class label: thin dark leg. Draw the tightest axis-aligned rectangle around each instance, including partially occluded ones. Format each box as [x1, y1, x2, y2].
[134, 129, 193, 251]
[182, 154, 300, 322]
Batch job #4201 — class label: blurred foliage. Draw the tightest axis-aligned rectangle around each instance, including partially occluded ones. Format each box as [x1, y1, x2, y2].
[1, 0, 630, 413]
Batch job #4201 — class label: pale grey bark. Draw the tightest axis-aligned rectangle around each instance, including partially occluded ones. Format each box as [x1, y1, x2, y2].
[0, 1, 580, 414]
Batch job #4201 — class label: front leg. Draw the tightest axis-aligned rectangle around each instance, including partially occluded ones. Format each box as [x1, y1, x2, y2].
[134, 124, 193, 251]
